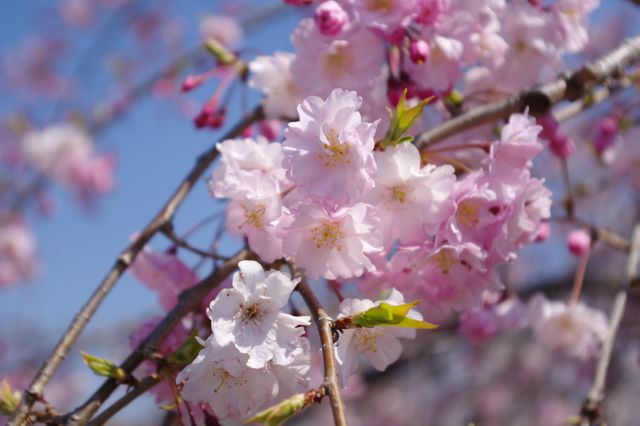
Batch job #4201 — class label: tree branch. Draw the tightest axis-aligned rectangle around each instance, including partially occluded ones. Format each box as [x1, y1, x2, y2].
[416, 36, 640, 148]
[8, 107, 264, 426]
[579, 224, 640, 425]
[294, 269, 348, 426]
[62, 248, 255, 425]
[86, 375, 163, 426]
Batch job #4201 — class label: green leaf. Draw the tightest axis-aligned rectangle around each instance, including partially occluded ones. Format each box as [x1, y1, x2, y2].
[0, 379, 20, 416]
[169, 334, 204, 366]
[351, 301, 438, 329]
[380, 89, 433, 148]
[245, 393, 306, 425]
[81, 352, 126, 380]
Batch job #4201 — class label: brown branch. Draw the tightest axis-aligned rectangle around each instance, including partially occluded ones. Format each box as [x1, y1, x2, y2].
[62, 248, 255, 425]
[294, 269, 348, 426]
[8, 107, 264, 426]
[416, 36, 640, 148]
[86, 375, 163, 426]
[161, 223, 228, 261]
[579, 224, 640, 425]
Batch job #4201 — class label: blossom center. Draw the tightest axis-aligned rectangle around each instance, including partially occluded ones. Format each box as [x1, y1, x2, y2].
[354, 328, 384, 352]
[430, 250, 456, 274]
[456, 200, 480, 226]
[213, 369, 230, 394]
[311, 221, 345, 250]
[324, 44, 352, 77]
[366, 0, 394, 12]
[319, 128, 351, 167]
[240, 302, 264, 325]
[390, 184, 409, 204]
[240, 203, 266, 230]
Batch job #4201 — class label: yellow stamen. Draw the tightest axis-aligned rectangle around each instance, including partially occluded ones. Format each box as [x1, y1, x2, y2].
[311, 221, 345, 250]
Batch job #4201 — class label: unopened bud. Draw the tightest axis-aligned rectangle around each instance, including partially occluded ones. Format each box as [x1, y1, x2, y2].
[314, 1, 348, 37]
[409, 39, 430, 64]
[548, 132, 575, 159]
[567, 229, 591, 256]
[181, 75, 205, 92]
[535, 222, 550, 243]
[593, 117, 618, 154]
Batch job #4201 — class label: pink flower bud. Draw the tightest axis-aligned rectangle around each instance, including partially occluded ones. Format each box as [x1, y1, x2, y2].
[259, 120, 282, 140]
[314, 1, 348, 37]
[593, 117, 618, 154]
[181, 75, 204, 92]
[409, 39, 430, 64]
[284, 0, 313, 6]
[567, 229, 591, 256]
[535, 222, 550, 242]
[536, 114, 559, 141]
[548, 132, 575, 159]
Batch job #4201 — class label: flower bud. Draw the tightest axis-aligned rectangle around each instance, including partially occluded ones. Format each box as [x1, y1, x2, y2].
[314, 1, 348, 37]
[548, 132, 575, 159]
[284, 0, 313, 5]
[567, 229, 591, 256]
[259, 119, 282, 140]
[593, 117, 618, 154]
[181, 75, 204, 92]
[409, 39, 430, 64]
[535, 222, 550, 242]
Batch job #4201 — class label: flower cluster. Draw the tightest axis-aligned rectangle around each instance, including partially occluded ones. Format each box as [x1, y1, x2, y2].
[20, 123, 115, 203]
[250, 0, 599, 136]
[0, 216, 37, 287]
[177, 261, 311, 422]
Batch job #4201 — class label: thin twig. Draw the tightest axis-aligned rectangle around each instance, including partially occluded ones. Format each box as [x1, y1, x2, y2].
[86, 375, 163, 426]
[579, 224, 640, 425]
[8, 107, 263, 426]
[294, 268, 348, 426]
[161, 223, 228, 260]
[62, 248, 255, 425]
[415, 36, 640, 148]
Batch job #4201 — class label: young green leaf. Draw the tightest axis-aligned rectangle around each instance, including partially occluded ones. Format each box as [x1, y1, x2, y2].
[245, 392, 306, 426]
[380, 89, 433, 148]
[81, 352, 126, 380]
[351, 301, 438, 329]
[169, 333, 204, 366]
[0, 379, 20, 416]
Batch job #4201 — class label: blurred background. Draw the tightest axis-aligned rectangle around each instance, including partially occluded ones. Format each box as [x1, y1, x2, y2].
[1, 1, 640, 425]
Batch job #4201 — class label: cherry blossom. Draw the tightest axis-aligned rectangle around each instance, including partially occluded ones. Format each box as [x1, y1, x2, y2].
[335, 288, 421, 377]
[368, 142, 455, 248]
[0, 217, 38, 287]
[529, 294, 608, 360]
[282, 202, 382, 280]
[282, 88, 378, 204]
[129, 243, 199, 311]
[207, 261, 310, 368]
[249, 52, 302, 120]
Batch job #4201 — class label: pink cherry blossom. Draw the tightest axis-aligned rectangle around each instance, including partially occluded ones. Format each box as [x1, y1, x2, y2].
[282, 201, 382, 280]
[529, 294, 608, 360]
[199, 14, 243, 47]
[20, 123, 115, 202]
[249, 52, 303, 120]
[130, 242, 199, 311]
[210, 136, 289, 200]
[225, 196, 286, 263]
[347, 0, 418, 33]
[283, 89, 378, 204]
[207, 261, 310, 368]
[177, 337, 279, 422]
[0, 217, 38, 287]
[367, 142, 455, 248]
[335, 288, 421, 377]
[382, 242, 500, 322]
[291, 19, 385, 97]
